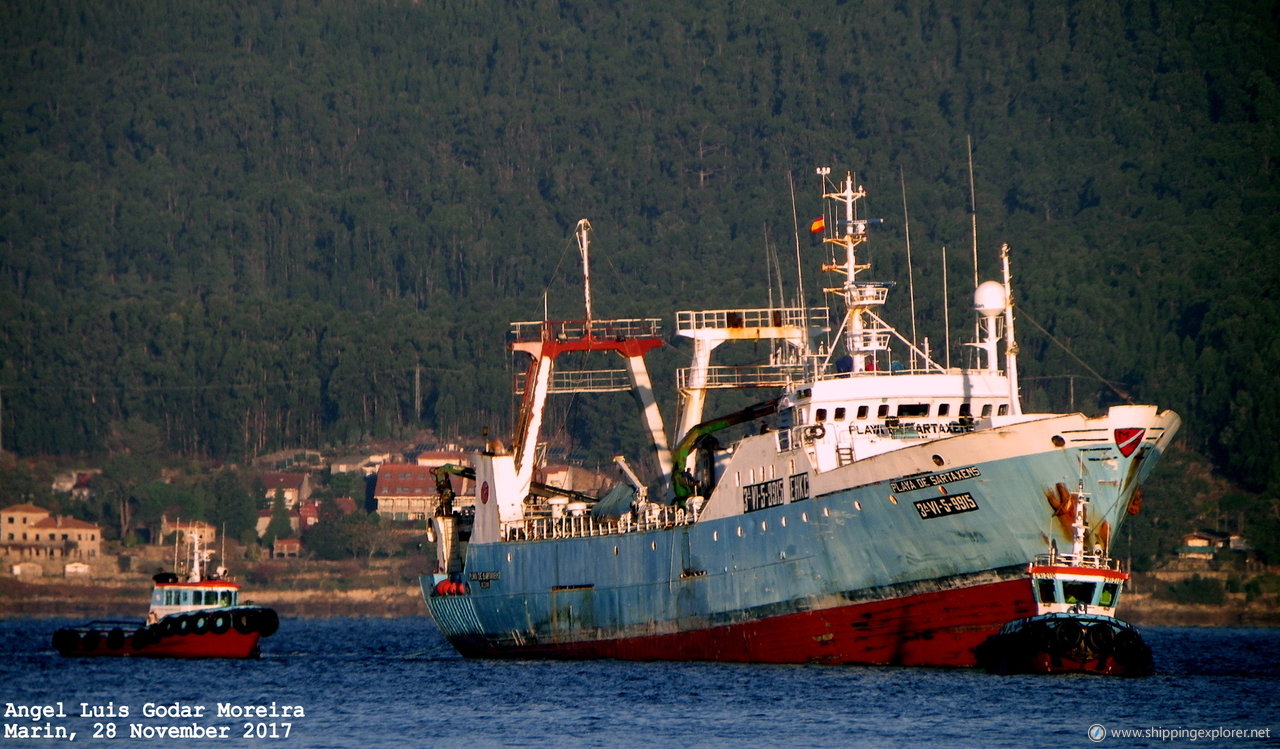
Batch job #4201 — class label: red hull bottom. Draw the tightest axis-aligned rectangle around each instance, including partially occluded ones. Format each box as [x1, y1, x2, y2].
[1025, 653, 1142, 676]
[55, 630, 263, 659]
[450, 578, 1037, 667]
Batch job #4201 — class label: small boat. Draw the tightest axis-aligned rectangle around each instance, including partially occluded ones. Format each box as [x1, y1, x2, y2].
[52, 535, 278, 659]
[976, 483, 1152, 676]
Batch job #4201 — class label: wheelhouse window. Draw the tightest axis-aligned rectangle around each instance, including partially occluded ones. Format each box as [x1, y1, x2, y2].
[1100, 583, 1120, 607]
[1036, 579, 1057, 603]
[1062, 581, 1097, 605]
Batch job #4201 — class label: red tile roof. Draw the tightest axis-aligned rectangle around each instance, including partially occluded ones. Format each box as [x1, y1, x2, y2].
[2, 503, 50, 515]
[374, 463, 437, 497]
[258, 472, 306, 490]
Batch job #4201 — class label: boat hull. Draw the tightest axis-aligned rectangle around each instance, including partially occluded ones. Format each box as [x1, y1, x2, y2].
[425, 401, 1178, 667]
[975, 613, 1153, 676]
[427, 574, 1036, 665]
[52, 607, 277, 659]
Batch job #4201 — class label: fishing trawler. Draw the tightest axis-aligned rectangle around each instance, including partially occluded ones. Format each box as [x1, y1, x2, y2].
[976, 482, 1152, 675]
[52, 534, 278, 659]
[421, 168, 1180, 666]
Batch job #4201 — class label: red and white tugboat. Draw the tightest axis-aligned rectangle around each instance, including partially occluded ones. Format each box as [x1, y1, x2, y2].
[976, 483, 1152, 676]
[52, 535, 278, 659]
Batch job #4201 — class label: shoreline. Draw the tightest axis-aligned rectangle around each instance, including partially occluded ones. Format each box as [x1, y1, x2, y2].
[3, 578, 1277, 625]
[0, 577, 427, 619]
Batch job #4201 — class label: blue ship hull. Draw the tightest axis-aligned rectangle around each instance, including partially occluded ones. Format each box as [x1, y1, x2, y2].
[423, 408, 1176, 666]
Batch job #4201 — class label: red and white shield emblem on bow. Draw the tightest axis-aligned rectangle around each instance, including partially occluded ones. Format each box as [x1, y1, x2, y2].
[1114, 428, 1145, 457]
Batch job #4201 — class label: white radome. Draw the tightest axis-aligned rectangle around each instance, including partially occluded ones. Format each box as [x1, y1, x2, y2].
[974, 280, 1006, 316]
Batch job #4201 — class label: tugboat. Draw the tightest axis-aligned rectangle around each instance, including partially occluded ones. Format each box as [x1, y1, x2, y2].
[52, 534, 278, 658]
[976, 482, 1152, 676]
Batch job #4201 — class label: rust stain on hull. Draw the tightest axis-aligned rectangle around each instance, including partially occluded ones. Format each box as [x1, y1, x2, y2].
[1044, 482, 1077, 534]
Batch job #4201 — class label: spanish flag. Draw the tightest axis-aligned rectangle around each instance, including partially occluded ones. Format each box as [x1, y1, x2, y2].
[809, 216, 825, 234]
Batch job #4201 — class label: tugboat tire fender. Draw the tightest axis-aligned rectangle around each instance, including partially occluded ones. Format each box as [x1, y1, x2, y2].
[256, 609, 279, 637]
[51, 628, 77, 653]
[106, 627, 126, 649]
[1052, 619, 1083, 654]
[233, 610, 254, 635]
[193, 615, 208, 635]
[80, 631, 100, 651]
[211, 613, 230, 634]
[1085, 622, 1115, 655]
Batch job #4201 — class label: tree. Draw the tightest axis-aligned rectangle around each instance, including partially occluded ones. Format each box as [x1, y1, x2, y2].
[209, 470, 258, 541]
[261, 490, 293, 546]
[346, 513, 396, 560]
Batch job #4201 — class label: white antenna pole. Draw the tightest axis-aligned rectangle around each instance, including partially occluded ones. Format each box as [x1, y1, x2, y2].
[764, 226, 775, 310]
[787, 171, 807, 313]
[575, 219, 593, 327]
[967, 135, 980, 352]
[900, 165, 918, 370]
[1001, 243, 1023, 415]
[942, 246, 951, 370]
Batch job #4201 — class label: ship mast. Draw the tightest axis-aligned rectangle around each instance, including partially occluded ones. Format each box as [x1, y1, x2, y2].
[1000, 243, 1023, 415]
[819, 169, 889, 372]
[577, 219, 593, 327]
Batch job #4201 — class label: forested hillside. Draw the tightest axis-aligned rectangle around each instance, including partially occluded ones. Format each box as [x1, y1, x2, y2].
[2, 0, 1277, 502]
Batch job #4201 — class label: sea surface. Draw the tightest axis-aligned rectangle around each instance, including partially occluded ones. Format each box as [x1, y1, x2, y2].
[1, 618, 1276, 748]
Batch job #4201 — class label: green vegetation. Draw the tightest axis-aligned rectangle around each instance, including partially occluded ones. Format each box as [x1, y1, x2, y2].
[1156, 575, 1227, 606]
[1, 2, 1277, 553]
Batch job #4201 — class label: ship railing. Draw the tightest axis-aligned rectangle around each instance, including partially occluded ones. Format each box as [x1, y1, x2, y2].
[499, 503, 696, 542]
[813, 365, 979, 379]
[510, 318, 664, 344]
[1032, 551, 1122, 571]
[676, 364, 808, 390]
[676, 307, 828, 333]
[844, 284, 891, 307]
[515, 368, 635, 394]
[847, 330, 891, 351]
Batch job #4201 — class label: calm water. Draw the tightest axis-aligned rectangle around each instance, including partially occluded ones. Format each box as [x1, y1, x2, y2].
[1, 618, 1276, 748]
